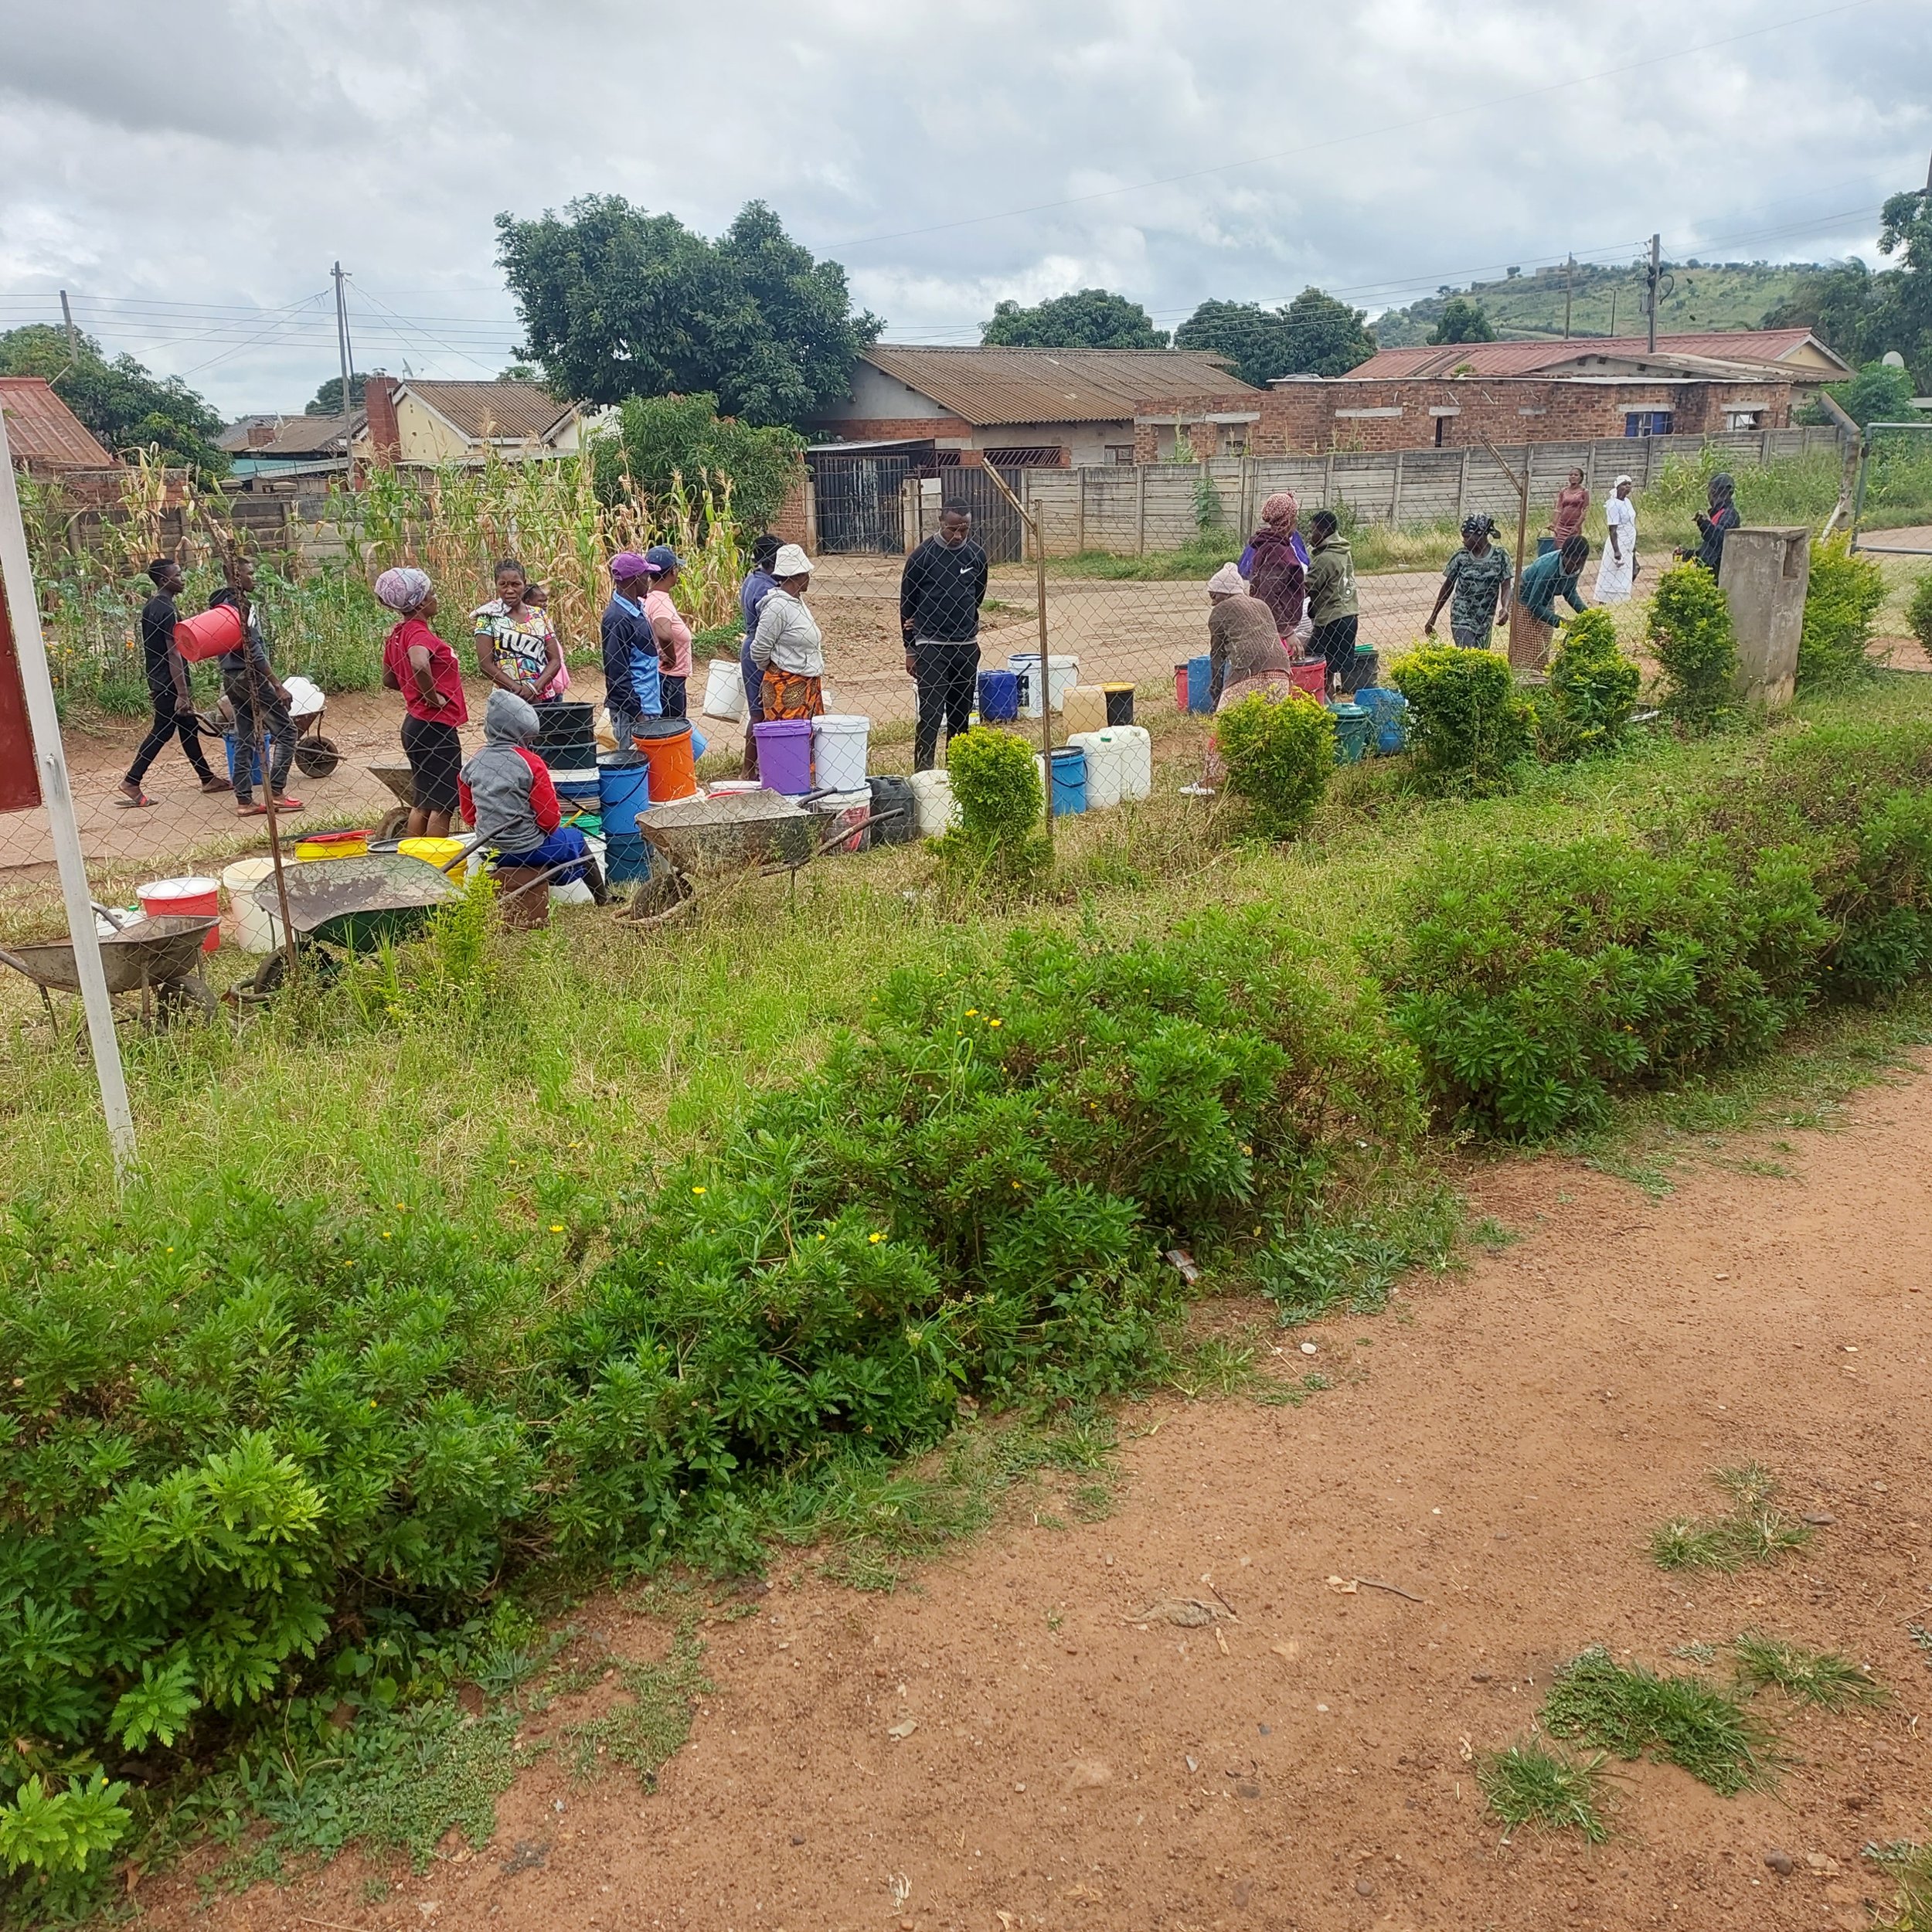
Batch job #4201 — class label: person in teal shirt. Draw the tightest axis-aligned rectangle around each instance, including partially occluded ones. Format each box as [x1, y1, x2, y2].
[1518, 535, 1592, 626]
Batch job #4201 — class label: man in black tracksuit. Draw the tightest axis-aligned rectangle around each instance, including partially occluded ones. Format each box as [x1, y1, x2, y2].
[900, 504, 988, 770]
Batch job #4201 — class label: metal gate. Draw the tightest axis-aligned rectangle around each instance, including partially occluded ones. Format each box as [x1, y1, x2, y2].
[811, 453, 910, 553]
[934, 464, 1023, 565]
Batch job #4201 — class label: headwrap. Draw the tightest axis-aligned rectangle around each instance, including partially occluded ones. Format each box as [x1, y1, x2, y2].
[1260, 491, 1299, 531]
[1708, 471, 1735, 506]
[1613, 474, 1634, 488]
[609, 551, 658, 583]
[1461, 514, 1498, 542]
[1206, 563, 1249, 598]
[374, 566, 432, 614]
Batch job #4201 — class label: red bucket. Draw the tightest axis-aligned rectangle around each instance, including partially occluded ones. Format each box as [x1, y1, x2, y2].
[174, 604, 244, 663]
[1289, 659, 1327, 699]
[138, 876, 221, 951]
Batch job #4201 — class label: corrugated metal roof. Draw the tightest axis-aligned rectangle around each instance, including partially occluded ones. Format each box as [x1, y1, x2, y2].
[0, 377, 115, 467]
[1347, 329, 1847, 381]
[245, 413, 362, 457]
[861, 346, 1255, 425]
[400, 379, 576, 441]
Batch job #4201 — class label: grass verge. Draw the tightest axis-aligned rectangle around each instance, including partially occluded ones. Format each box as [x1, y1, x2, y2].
[1476, 1739, 1613, 1843]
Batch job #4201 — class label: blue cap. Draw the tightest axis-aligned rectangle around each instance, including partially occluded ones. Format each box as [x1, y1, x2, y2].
[644, 544, 682, 573]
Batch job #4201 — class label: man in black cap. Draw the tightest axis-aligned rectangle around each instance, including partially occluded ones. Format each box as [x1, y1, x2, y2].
[900, 503, 988, 770]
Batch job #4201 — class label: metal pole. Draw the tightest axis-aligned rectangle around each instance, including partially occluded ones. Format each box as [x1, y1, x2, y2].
[333, 261, 355, 478]
[0, 406, 138, 1177]
[1479, 435, 1532, 667]
[1647, 234, 1660, 353]
[976, 461, 1055, 852]
[1563, 257, 1573, 339]
[59, 290, 80, 360]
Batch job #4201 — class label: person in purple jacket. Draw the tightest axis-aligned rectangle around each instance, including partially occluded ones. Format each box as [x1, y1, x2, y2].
[736, 533, 781, 777]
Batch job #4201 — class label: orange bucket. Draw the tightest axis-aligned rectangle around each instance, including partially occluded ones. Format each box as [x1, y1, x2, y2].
[174, 604, 244, 663]
[1289, 659, 1327, 699]
[638, 720, 697, 804]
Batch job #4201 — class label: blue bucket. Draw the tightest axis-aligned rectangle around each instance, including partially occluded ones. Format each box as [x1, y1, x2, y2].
[225, 732, 264, 787]
[1049, 746, 1087, 817]
[1355, 687, 1409, 756]
[1185, 654, 1214, 715]
[603, 831, 654, 884]
[553, 774, 601, 806]
[978, 668, 1019, 722]
[597, 755, 650, 837]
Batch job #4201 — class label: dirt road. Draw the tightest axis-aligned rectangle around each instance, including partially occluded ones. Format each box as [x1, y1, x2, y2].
[141, 1067, 1932, 1932]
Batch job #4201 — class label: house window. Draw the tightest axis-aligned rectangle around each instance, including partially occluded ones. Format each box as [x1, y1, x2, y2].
[1724, 409, 1763, 431]
[1625, 410, 1674, 437]
[1434, 414, 1446, 447]
[1219, 429, 1249, 457]
[1106, 445, 1135, 465]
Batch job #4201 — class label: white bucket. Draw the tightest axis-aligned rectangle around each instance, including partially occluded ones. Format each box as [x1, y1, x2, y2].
[811, 713, 871, 792]
[221, 858, 283, 954]
[1009, 653, 1081, 717]
[908, 767, 961, 838]
[1068, 730, 1125, 810]
[702, 657, 746, 722]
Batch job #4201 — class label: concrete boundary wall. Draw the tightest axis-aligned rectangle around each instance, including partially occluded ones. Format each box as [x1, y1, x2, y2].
[1019, 425, 1849, 558]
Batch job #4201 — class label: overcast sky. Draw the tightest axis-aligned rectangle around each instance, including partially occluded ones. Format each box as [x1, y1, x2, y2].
[1, 0, 1926, 418]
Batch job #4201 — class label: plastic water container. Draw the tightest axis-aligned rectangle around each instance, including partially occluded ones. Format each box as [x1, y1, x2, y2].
[222, 858, 282, 954]
[1043, 747, 1087, 817]
[1355, 687, 1410, 756]
[1185, 655, 1214, 715]
[752, 718, 814, 794]
[225, 732, 264, 788]
[138, 876, 220, 951]
[399, 836, 467, 872]
[597, 755, 651, 836]
[1068, 730, 1125, 810]
[702, 657, 746, 721]
[1010, 652, 1080, 716]
[533, 701, 597, 772]
[294, 830, 368, 862]
[1061, 685, 1108, 735]
[1108, 724, 1153, 801]
[604, 833, 652, 884]
[172, 603, 243, 663]
[811, 714, 871, 793]
[977, 668, 1019, 722]
[1289, 660, 1327, 699]
[1173, 662, 1190, 713]
[636, 718, 697, 803]
[810, 787, 872, 855]
[908, 767, 960, 838]
[867, 774, 916, 846]
[1330, 702, 1372, 765]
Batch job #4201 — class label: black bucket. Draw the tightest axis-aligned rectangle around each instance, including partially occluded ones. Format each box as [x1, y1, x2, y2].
[532, 700, 597, 771]
[867, 774, 917, 847]
[1101, 682, 1136, 727]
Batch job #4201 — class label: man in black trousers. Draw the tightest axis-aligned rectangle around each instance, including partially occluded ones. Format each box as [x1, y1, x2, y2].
[901, 502, 988, 771]
[119, 558, 227, 806]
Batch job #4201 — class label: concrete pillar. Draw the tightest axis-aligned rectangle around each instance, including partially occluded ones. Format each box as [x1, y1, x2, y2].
[1719, 526, 1810, 715]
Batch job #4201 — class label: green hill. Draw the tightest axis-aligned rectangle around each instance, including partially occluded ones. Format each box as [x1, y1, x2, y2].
[1371, 259, 1826, 348]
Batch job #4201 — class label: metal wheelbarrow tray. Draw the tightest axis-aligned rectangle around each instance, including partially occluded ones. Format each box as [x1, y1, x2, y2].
[255, 852, 464, 952]
[0, 913, 219, 1028]
[638, 791, 815, 876]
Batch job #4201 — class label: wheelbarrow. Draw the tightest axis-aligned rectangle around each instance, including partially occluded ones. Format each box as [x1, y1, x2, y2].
[0, 910, 219, 1031]
[369, 762, 417, 840]
[247, 851, 465, 995]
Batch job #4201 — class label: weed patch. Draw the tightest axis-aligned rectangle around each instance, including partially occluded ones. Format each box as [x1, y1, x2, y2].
[1866, 1839, 1932, 1931]
[1476, 1739, 1612, 1842]
[564, 1639, 709, 1786]
[1650, 1467, 1812, 1573]
[1730, 1633, 1885, 1709]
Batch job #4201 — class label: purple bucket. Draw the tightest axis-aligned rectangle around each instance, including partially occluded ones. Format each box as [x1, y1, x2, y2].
[751, 718, 814, 794]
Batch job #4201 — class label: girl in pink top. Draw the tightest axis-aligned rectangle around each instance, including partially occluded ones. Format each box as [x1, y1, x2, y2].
[642, 544, 694, 719]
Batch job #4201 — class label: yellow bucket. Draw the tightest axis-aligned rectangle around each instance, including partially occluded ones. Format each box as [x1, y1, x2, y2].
[294, 832, 368, 861]
[399, 836, 467, 872]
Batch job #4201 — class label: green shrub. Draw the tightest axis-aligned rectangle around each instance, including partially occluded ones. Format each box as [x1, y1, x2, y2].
[1213, 690, 1335, 837]
[1798, 535, 1886, 689]
[1386, 644, 1532, 794]
[941, 726, 1046, 875]
[1648, 563, 1738, 730]
[1544, 607, 1640, 758]
[1384, 832, 1833, 1138]
[1906, 571, 1932, 662]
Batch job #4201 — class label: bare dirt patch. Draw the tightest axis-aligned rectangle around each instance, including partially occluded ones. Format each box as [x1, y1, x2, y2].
[134, 1066, 1932, 1931]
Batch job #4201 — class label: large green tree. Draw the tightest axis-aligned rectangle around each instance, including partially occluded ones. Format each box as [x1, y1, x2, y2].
[1763, 186, 1932, 389]
[1427, 297, 1497, 345]
[495, 196, 880, 427]
[597, 392, 802, 532]
[305, 372, 368, 416]
[980, 288, 1168, 349]
[0, 325, 227, 472]
[1174, 287, 1377, 383]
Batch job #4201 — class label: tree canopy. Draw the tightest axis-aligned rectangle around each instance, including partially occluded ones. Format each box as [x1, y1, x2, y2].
[1174, 287, 1377, 383]
[595, 392, 802, 533]
[1826, 359, 1919, 429]
[980, 289, 1168, 349]
[305, 372, 368, 417]
[495, 197, 880, 427]
[1427, 297, 1498, 345]
[0, 325, 228, 473]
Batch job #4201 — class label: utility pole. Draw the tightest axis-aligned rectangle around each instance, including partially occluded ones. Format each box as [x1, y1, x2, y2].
[1563, 256, 1573, 339]
[1609, 287, 1617, 338]
[58, 291, 79, 359]
[332, 262, 355, 476]
[1646, 233, 1661, 353]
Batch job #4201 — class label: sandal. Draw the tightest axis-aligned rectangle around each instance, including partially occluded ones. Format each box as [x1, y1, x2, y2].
[270, 797, 304, 812]
[199, 775, 233, 794]
[236, 802, 268, 817]
[115, 787, 155, 809]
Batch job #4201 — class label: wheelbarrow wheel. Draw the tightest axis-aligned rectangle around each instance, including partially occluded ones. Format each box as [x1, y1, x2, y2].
[376, 806, 410, 840]
[294, 733, 342, 779]
[153, 977, 218, 1030]
[249, 944, 338, 998]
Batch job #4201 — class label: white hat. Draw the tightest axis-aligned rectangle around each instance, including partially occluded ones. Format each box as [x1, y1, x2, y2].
[1613, 473, 1634, 488]
[774, 543, 813, 577]
[1206, 563, 1248, 597]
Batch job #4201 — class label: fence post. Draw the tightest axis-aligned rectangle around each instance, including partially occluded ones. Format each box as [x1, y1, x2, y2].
[1323, 450, 1335, 510]
[1135, 464, 1148, 556]
[1074, 468, 1087, 557]
[1456, 446, 1471, 523]
[1389, 450, 1406, 527]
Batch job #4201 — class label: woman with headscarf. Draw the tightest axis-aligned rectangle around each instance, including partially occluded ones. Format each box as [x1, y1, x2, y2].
[1595, 475, 1638, 603]
[1425, 516, 1512, 649]
[378, 566, 468, 839]
[1241, 492, 1308, 645]
[749, 544, 825, 721]
[1205, 563, 1294, 708]
[1691, 472, 1740, 573]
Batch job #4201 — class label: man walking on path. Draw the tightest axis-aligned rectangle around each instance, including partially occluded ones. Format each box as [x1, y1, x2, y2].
[119, 558, 226, 807]
[901, 504, 988, 771]
[211, 555, 301, 816]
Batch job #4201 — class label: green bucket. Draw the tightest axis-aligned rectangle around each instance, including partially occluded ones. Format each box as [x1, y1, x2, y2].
[1329, 702, 1372, 765]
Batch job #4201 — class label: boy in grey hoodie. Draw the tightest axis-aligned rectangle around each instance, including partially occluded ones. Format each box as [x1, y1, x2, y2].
[458, 689, 604, 900]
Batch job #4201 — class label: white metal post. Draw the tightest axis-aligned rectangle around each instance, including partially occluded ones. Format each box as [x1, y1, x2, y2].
[0, 406, 138, 1175]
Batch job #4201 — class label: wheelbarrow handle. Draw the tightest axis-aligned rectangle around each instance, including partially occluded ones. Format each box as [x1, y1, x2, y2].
[0, 944, 37, 983]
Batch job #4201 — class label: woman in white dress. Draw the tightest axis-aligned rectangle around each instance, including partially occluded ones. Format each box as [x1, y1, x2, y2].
[1595, 475, 1638, 603]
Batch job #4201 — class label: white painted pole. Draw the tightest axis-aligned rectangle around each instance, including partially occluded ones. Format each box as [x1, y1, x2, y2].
[0, 405, 138, 1177]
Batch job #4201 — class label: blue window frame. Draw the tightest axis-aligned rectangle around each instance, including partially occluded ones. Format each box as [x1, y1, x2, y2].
[1624, 410, 1674, 437]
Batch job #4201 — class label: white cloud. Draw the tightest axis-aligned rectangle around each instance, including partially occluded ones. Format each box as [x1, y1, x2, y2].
[0, 0, 1924, 413]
